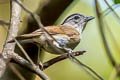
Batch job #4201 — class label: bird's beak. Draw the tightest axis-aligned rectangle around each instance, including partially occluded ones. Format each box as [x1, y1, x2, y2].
[86, 16, 95, 21]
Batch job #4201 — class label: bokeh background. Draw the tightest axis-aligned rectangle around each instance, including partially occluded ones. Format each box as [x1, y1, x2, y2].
[0, 0, 120, 80]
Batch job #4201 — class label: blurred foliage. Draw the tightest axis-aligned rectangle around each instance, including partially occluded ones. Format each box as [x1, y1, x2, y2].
[113, 0, 120, 4]
[0, 0, 9, 4]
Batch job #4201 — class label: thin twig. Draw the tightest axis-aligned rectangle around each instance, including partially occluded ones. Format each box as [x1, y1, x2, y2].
[14, 38, 35, 66]
[104, 0, 120, 22]
[102, 4, 120, 17]
[71, 55, 104, 80]
[0, 19, 9, 25]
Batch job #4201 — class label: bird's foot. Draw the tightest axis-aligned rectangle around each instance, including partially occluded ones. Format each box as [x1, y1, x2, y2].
[63, 47, 74, 60]
[39, 62, 44, 70]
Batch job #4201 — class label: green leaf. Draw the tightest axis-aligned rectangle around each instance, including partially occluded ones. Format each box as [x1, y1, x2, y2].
[113, 0, 120, 4]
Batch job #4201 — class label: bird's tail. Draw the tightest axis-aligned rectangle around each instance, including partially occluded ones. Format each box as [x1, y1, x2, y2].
[7, 33, 41, 43]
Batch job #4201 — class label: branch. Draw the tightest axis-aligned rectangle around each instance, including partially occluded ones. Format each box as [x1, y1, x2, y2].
[0, 0, 21, 78]
[43, 51, 86, 69]
[11, 51, 85, 71]
[11, 53, 49, 80]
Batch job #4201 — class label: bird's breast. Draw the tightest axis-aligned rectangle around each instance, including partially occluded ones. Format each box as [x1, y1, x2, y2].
[41, 34, 80, 54]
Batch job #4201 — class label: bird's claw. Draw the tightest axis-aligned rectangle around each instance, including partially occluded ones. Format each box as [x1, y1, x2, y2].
[39, 62, 44, 70]
[66, 49, 74, 60]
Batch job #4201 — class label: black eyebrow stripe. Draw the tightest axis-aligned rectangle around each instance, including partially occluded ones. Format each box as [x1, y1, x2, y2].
[61, 13, 82, 25]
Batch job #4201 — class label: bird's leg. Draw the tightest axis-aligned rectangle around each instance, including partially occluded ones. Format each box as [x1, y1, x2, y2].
[63, 47, 74, 60]
[37, 46, 44, 70]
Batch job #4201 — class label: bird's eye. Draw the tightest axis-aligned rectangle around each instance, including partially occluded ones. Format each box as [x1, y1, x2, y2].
[74, 16, 80, 20]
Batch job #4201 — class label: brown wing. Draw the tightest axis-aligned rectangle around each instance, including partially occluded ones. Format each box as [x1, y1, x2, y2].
[44, 25, 79, 36]
[8, 25, 79, 42]
[31, 25, 79, 35]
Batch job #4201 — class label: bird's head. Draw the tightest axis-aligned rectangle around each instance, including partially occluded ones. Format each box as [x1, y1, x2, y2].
[62, 13, 94, 34]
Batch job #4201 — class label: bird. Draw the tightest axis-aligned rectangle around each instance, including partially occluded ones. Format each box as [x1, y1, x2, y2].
[8, 13, 94, 56]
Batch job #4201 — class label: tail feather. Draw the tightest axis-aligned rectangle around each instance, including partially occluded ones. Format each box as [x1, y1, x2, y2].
[8, 33, 41, 43]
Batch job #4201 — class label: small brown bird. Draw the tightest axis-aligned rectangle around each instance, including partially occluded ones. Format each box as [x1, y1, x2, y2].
[9, 13, 94, 55]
